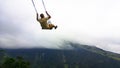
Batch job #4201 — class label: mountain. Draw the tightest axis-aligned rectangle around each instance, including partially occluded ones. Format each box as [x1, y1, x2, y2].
[0, 42, 120, 68]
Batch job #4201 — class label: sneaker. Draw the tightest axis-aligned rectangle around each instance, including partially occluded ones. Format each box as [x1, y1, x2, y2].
[55, 26, 58, 29]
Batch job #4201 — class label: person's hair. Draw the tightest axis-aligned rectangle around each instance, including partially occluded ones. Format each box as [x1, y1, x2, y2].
[40, 13, 44, 18]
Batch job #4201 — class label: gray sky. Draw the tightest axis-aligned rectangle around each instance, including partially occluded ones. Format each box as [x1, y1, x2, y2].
[0, 0, 120, 53]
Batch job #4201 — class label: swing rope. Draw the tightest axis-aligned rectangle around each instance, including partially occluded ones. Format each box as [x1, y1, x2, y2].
[42, 0, 52, 24]
[31, 0, 38, 13]
[31, 0, 47, 13]
[42, 0, 47, 11]
[31, 0, 51, 23]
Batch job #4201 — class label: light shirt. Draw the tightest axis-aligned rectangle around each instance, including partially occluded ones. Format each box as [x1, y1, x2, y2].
[37, 17, 49, 29]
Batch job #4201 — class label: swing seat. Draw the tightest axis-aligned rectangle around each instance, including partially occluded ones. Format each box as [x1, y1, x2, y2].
[41, 26, 53, 30]
[42, 25, 57, 30]
[42, 28, 52, 30]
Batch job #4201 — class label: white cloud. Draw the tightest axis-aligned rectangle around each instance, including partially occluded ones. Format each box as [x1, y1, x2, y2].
[0, 0, 120, 54]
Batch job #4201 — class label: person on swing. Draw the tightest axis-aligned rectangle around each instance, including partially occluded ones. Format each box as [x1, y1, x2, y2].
[36, 11, 57, 29]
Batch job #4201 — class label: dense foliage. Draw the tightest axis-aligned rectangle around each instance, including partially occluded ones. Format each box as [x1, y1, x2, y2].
[0, 50, 30, 68]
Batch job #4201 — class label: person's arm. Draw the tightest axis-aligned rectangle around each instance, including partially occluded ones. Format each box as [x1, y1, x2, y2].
[46, 11, 51, 19]
[36, 13, 39, 21]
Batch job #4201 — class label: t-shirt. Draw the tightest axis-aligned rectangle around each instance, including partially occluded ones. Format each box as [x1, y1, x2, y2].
[37, 17, 49, 29]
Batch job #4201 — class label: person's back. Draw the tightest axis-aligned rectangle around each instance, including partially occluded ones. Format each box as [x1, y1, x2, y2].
[39, 16, 49, 29]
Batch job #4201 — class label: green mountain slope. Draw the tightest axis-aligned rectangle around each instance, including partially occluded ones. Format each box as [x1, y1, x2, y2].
[0, 42, 120, 68]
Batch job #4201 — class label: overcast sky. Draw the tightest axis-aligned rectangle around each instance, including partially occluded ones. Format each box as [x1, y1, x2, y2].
[0, 0, 120, 53]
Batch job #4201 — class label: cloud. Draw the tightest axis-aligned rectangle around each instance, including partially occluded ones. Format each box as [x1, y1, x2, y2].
[0, 0, 120, 54]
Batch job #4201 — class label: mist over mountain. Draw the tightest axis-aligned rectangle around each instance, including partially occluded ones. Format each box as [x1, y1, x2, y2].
[0, 41, 120, 68]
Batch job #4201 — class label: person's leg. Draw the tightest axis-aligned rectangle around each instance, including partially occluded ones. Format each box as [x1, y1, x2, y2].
[49, 24, 57, 29]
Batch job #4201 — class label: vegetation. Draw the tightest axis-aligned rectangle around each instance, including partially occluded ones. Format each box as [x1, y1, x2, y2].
[0, 50, 30, 68]
[1, 42, 120, 68]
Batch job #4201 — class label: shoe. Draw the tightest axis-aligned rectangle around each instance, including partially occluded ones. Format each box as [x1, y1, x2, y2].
[55, 26, 58, 29]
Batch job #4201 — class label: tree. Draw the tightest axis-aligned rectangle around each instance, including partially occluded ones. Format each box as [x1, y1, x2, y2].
[15, 56, 30, 68]
[0, 56, 30, 68]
